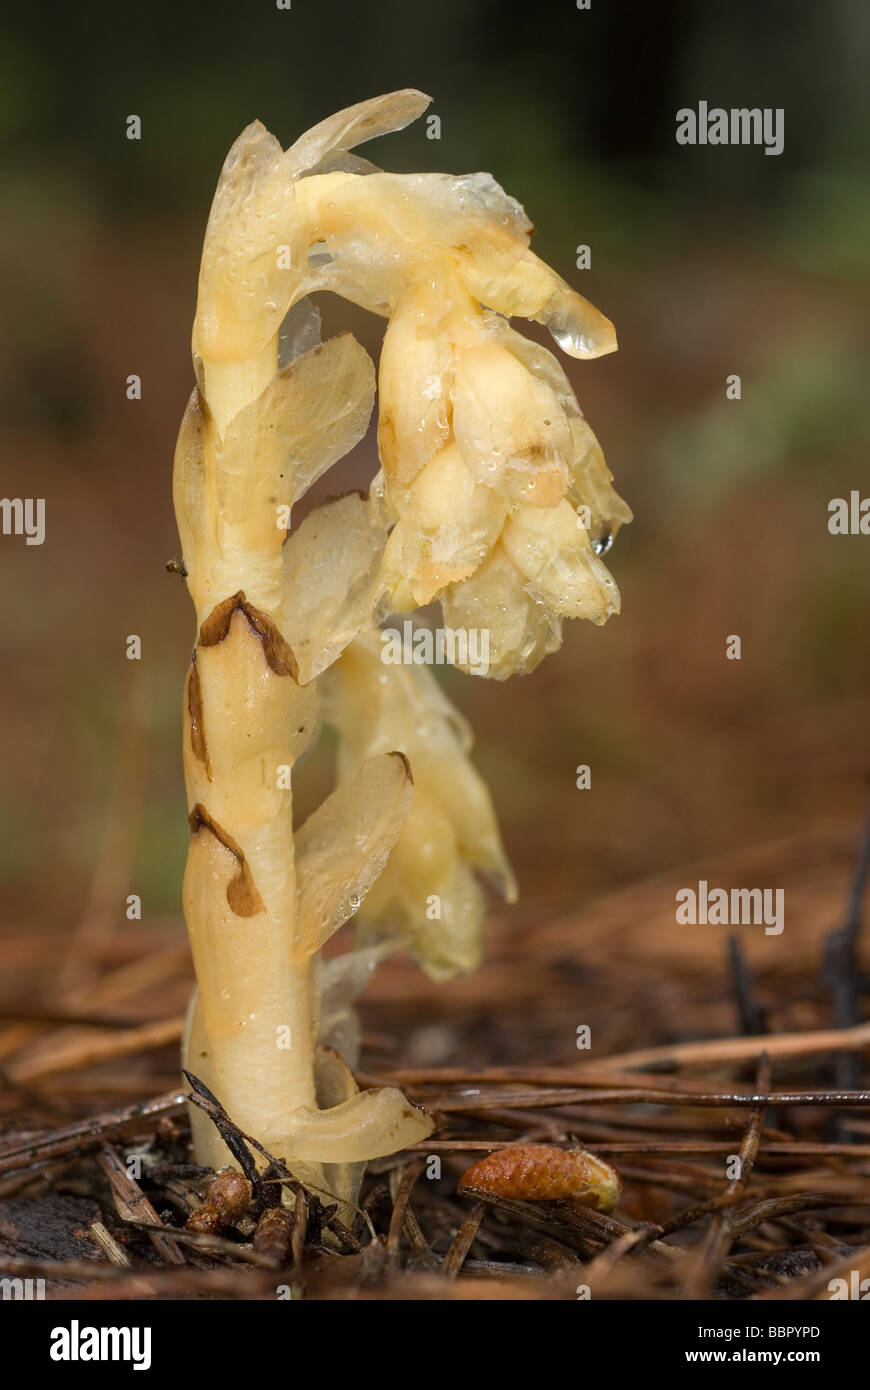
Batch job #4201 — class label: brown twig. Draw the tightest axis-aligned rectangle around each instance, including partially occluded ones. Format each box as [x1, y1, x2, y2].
[387, 1160, 426, 1259]
[0, 1089, 184, 1175]
[97, 1143, 185, 1265]
[4, 1017, 184, 1085]
[579, 1021, 870, 1073]
[425, 1085, 870, 1112]
[686, 1054, 770, 1297]
[442, 1201, 486, 1280]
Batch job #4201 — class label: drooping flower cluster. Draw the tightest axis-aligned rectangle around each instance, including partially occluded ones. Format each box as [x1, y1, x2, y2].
[287, 160, 631, 679]
[376, 280, 631, 677]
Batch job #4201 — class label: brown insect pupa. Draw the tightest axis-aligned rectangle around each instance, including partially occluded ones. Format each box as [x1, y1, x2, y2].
[458, 1143, 621, 1211]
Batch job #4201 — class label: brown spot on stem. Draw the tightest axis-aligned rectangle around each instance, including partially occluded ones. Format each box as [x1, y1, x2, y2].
[393, 750, 413, 784]
[188, 803, 266, 917]
[378, 410, 397, 467]
[198, 591, 299, 680]
[186, 655, 211, 778]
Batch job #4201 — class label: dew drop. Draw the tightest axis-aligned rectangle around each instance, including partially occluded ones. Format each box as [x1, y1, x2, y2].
[548, 319, 594, 356]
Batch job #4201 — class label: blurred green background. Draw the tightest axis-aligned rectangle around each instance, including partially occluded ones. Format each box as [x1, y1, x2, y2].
[1, 0, 868, 944]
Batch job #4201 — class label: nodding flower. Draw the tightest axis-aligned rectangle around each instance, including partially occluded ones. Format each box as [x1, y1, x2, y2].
[323, 631, 517, 981]
[377, 279, 631, 676]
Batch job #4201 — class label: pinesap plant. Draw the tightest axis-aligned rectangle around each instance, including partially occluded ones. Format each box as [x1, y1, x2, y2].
[173, 90, 630, 1212]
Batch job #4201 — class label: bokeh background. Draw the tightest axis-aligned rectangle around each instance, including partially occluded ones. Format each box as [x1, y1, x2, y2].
[1, 0, 869, 1066]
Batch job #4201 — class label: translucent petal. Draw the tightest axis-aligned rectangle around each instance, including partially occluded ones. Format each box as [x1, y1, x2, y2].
[172, 388, 212, 588]
[440, 543, 563, 679]
[501, 499, 621, 623]
[303, 151, 382, 178]
[377, 284, 453, 493]
[290, 171, 429, 316]
[440, 170, 532, 235]
[295, 752, 414, 955]
[323, 629, 472, 758]
[282, 89, 432, 178]
[196, 94, 432, 361]
[354, 811, 483, 984]
[222, 333, 375, 522]
[278, 295, 321, 368]
[567, 416, 633, 546]
[465, 252, 618, 360]
[538, 280, 618, 359]
[356, 796, 487, 980]
[493, 320, 582, 418]
[282, 491, 389, 684]
[319, 943, 393, 1067]
[380, 443, 506, 606]
[195, 121, 298, 361]
[452, 342, 572, 507]
[406, 750, 517, 901]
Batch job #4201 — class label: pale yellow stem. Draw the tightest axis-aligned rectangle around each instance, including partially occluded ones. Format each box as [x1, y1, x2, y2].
[201, 341, 278, 438]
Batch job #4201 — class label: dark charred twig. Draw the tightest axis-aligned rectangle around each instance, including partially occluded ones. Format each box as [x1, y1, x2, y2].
[457, 1188, 600, 1258]
[461, 1185, 679, 1266]
[291, 1188, 307, 1268]
[727, 936, 766, 1039]
[183, 1070, 259, 1184]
